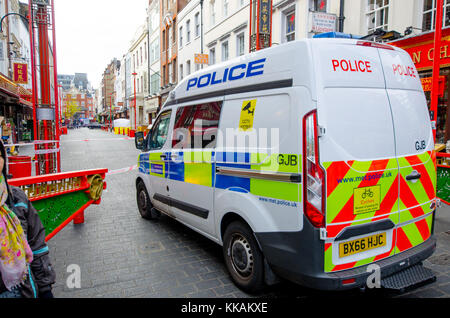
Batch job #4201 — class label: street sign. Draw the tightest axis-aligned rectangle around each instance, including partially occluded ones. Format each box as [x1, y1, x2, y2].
[311, 12, 337, 33]
[195, 54, 209, 65]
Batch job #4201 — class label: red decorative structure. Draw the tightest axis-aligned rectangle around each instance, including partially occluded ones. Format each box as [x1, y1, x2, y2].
[436, 152, 450, 206]
[28, 0, 61, 175]
[249, 0, 273, 52]
[9, 168, 108, 241]
[430, 0, 444, 142]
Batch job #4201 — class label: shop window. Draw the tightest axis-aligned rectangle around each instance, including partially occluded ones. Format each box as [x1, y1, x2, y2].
[366, 0, 389, 34]
[422, 0, 450, 31]
[172, 102, 223, 149]
[420, 70, 450, 145]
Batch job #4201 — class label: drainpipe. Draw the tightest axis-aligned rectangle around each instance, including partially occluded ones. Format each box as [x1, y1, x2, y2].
[200, 0, 204, 69]
[338, 0, 345, 33]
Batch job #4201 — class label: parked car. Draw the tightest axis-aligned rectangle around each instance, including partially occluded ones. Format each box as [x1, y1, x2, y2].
[88, 122, 103, 129]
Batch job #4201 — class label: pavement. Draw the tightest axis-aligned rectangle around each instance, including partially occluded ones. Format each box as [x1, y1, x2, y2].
[20, 128, 449, 298]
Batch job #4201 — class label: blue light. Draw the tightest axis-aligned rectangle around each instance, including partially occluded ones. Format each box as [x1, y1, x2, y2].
[313, 32, 362, 39]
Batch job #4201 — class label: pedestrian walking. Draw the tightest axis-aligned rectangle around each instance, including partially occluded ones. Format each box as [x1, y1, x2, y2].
[0, 141, 55, 298]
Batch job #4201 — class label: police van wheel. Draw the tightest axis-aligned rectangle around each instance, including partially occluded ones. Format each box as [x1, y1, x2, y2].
[137, 181, 160, 220]
[223, 221, 265, 293]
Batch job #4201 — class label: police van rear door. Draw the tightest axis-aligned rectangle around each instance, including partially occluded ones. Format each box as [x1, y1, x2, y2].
[378, 46, 436, 255]
[312, 40, 401, 273]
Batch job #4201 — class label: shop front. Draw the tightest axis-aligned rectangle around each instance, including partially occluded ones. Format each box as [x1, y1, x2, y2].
[0, 73, 34, 144]
[390, 27, 450, 148]
[144, 95, 159, 128]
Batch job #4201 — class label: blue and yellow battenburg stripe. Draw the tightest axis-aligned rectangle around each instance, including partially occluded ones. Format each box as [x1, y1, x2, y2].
[139, 151, 302, 202]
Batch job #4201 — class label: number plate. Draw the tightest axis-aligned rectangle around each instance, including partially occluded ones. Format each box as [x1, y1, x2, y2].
[339, 233, 387, 258]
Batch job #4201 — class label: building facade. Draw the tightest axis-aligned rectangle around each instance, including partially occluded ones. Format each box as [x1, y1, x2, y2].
[146, 0, 161, 123]
[100, 59, 119, 125]
[204, 0, 249, 66]
[61, 86, 94, 121]
[129, 22, 149, 129]
[0, 0, 34, 143]
[160, 0, 189, 105]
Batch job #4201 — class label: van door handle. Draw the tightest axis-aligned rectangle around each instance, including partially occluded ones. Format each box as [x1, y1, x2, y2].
[160, 154, 167, 160]
[406, 170, 421, 181]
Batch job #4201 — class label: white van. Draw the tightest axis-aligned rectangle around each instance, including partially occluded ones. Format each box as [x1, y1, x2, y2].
[135, 39, 437, 292]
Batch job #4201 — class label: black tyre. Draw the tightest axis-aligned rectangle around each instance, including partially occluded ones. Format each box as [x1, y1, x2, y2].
[223, 221, 265, 293]
[136, 181, 160, 220]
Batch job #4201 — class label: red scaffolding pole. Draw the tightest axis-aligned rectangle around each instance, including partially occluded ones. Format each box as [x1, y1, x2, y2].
[430, 0, 444, 142]
[28, 0, 61, 175]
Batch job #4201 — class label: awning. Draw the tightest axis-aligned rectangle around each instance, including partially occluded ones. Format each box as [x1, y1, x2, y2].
[0, 73, 20, 99]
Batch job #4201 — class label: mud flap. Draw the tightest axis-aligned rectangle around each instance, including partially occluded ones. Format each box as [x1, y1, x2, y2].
[264, 258, 280, 286]
[381, 263, 436, 292]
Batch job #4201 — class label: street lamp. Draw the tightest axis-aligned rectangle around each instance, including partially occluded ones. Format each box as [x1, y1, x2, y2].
[109, 93, 114, 131]
[132, 72, 137, 131]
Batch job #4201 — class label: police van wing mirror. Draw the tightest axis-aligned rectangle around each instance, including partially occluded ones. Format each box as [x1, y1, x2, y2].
[135, 131, 145, 150]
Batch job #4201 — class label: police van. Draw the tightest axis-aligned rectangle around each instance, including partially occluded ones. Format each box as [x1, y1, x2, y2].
[135, 38, 437, 292]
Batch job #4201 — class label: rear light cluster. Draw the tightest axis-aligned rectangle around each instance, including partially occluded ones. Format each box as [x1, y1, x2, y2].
[302, 110, 326, 228]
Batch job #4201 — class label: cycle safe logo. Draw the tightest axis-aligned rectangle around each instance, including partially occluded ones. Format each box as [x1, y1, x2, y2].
[353, 185, 381, 215]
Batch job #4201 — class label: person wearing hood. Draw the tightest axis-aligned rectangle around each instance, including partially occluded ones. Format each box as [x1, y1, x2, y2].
[0, 141, 56, 298]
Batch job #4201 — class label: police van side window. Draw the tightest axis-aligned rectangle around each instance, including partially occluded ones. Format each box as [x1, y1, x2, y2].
[172, 102, 222, 149]
[149, 110, 172, 150]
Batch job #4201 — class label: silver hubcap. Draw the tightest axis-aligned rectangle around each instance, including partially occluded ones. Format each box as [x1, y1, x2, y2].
[229, 234, 253, 278]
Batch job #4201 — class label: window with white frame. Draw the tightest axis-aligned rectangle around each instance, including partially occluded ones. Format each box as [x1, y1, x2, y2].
[283, 10, 296, 42]
[237, 33, 245, 56]
[186, 60, 191, 75]
[310, 0, 327, 12]
[423, 0, 450, 31]
[168, 63, 173, 84]
[195, 12, 200, 37]
[179, 26, 183, 47]
[209, 48, 216, 65]
[186, 20, 191, 43]
[222, 41, 229, 61]
[239, 0, 244, 8]
[223, 0, 229, 17]
[150, 73, 160, 94]
[210, 1, 216, 26]
[180, 64, 184, 80]
[366, 0, 389, 34]
[150, 39, 160, 63]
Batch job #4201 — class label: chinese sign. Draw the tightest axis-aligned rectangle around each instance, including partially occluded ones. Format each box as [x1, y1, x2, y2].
[311, 12, 337, 33]
[250, 0, 272, 52]
[390, 29, 450, 70]
[259, 0, 271, 34]
[13, 63, 28, 84]
[421, 76, 446, 97]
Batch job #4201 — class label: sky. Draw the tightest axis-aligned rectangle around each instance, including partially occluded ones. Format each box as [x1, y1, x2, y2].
[54, 0, 148, 89]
